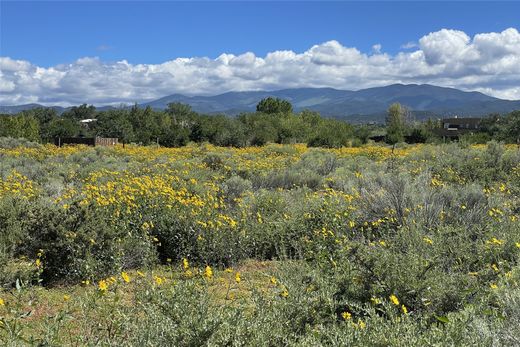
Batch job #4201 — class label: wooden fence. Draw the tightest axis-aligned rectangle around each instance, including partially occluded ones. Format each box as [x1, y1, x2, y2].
[54, 137, 118, 147]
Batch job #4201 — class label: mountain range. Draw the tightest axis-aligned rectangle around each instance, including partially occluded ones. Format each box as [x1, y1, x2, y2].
[2, 84, 520, 122]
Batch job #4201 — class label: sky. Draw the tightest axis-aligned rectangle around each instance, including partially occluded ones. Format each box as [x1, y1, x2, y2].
[1, 1, 520, 106]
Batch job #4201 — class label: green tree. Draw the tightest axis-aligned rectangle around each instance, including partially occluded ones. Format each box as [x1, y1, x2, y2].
[353, 125, 372, 145]
[498, 110, 520, 143]
[307, 119, 354, 148]
[128, 106, 161, 145]
[300, 110, 321, 127]
[256, 97, 293, 114]
[61, 104, 97, 121]
[0, 117, 19, 138]
[47, 118, 81, 138]
[167, 103, 195, 125]
[21, 107, 58, 139]
[194, 115, 246, 147]
[94, 109, 135, 144]
[385, 103, 408, 145]
[22, 116, 41, 141]
[0, 115, 40, 141]
[238, 113, 278, 146]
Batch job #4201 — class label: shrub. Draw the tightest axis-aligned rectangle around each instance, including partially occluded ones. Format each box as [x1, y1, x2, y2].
[19, 202, 156, 283]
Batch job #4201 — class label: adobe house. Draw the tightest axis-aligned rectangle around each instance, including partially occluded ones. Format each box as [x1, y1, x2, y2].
[435, 117, 482, 140]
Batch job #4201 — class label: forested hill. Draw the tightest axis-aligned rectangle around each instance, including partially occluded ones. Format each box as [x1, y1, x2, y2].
[2, 84, 520, 121]
[141, 84, 520, 120]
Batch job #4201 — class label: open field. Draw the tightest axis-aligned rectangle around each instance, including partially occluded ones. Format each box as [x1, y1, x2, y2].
[1, 140, 520, 346]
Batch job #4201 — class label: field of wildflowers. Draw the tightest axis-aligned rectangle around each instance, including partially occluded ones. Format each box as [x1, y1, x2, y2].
[1, 139, 519, 346]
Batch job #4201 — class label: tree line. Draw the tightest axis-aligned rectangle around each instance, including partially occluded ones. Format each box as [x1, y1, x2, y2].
[0, 97, 518, 147]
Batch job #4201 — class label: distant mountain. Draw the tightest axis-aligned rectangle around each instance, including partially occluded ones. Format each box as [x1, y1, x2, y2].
[142, 88, 350, 113]
[141, 84, 520, 121]
[2, 84, 520, 122]
[0, 104, 115, 115]
[0, 103, 66, 114]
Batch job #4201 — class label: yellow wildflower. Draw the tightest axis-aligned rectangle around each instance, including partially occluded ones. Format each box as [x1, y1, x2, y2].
[235, 272, 241, 284]
[98, 280, 108, 292]
[121, 272, 130, 283]
[280, 288, 289, 298]
[137, 271, 145, 277]
[35, 258, 41, 267]
[357, 320, 366, 329]
[204, 265, 213, 279]
[341, 311, 352, 320]
[154, 276, 164, 286]
[423, 237, 433, 245]
[63, 295, 71, 301]
[270, 277, 277, 285]
[487, 237, 504, 245]
[401, 305, 408, 314]
[490, 283, 498, 289]
[370, 297, 381, 305]
[0, 298, 4, 306]
[183, 258, 189, 270]
[389, 294, 400, 306]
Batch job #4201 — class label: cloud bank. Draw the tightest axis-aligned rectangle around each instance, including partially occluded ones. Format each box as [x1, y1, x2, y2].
[1, 28, 519, 106]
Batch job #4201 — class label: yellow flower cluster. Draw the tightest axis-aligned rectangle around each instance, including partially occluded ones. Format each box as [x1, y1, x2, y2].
[0, 170, 36, 199]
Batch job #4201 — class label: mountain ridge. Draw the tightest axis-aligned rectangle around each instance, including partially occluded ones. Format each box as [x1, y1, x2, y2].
[2, 84, 519, 122]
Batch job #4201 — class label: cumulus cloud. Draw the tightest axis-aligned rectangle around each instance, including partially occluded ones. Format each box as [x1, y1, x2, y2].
[1, 28, 519, 105]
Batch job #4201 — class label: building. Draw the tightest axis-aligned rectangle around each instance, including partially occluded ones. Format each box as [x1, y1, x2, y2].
[436, 117, 482, 140]
[79, 118, 97, 127]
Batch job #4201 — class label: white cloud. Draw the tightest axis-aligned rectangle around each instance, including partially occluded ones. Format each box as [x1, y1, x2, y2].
[401, 41, 418, 49]
[1, 27, 519, 105]
[419, 29, 473, 65]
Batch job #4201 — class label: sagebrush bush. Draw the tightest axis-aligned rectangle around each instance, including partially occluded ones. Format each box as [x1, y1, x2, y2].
[0, 141, 519, 345]
[0, 137, 40, 149]
[11, 201, 157, 284]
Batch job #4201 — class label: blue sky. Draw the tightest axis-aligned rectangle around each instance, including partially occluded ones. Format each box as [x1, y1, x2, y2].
[2, 1, 519, 66]
[1, 1, 520, 105]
